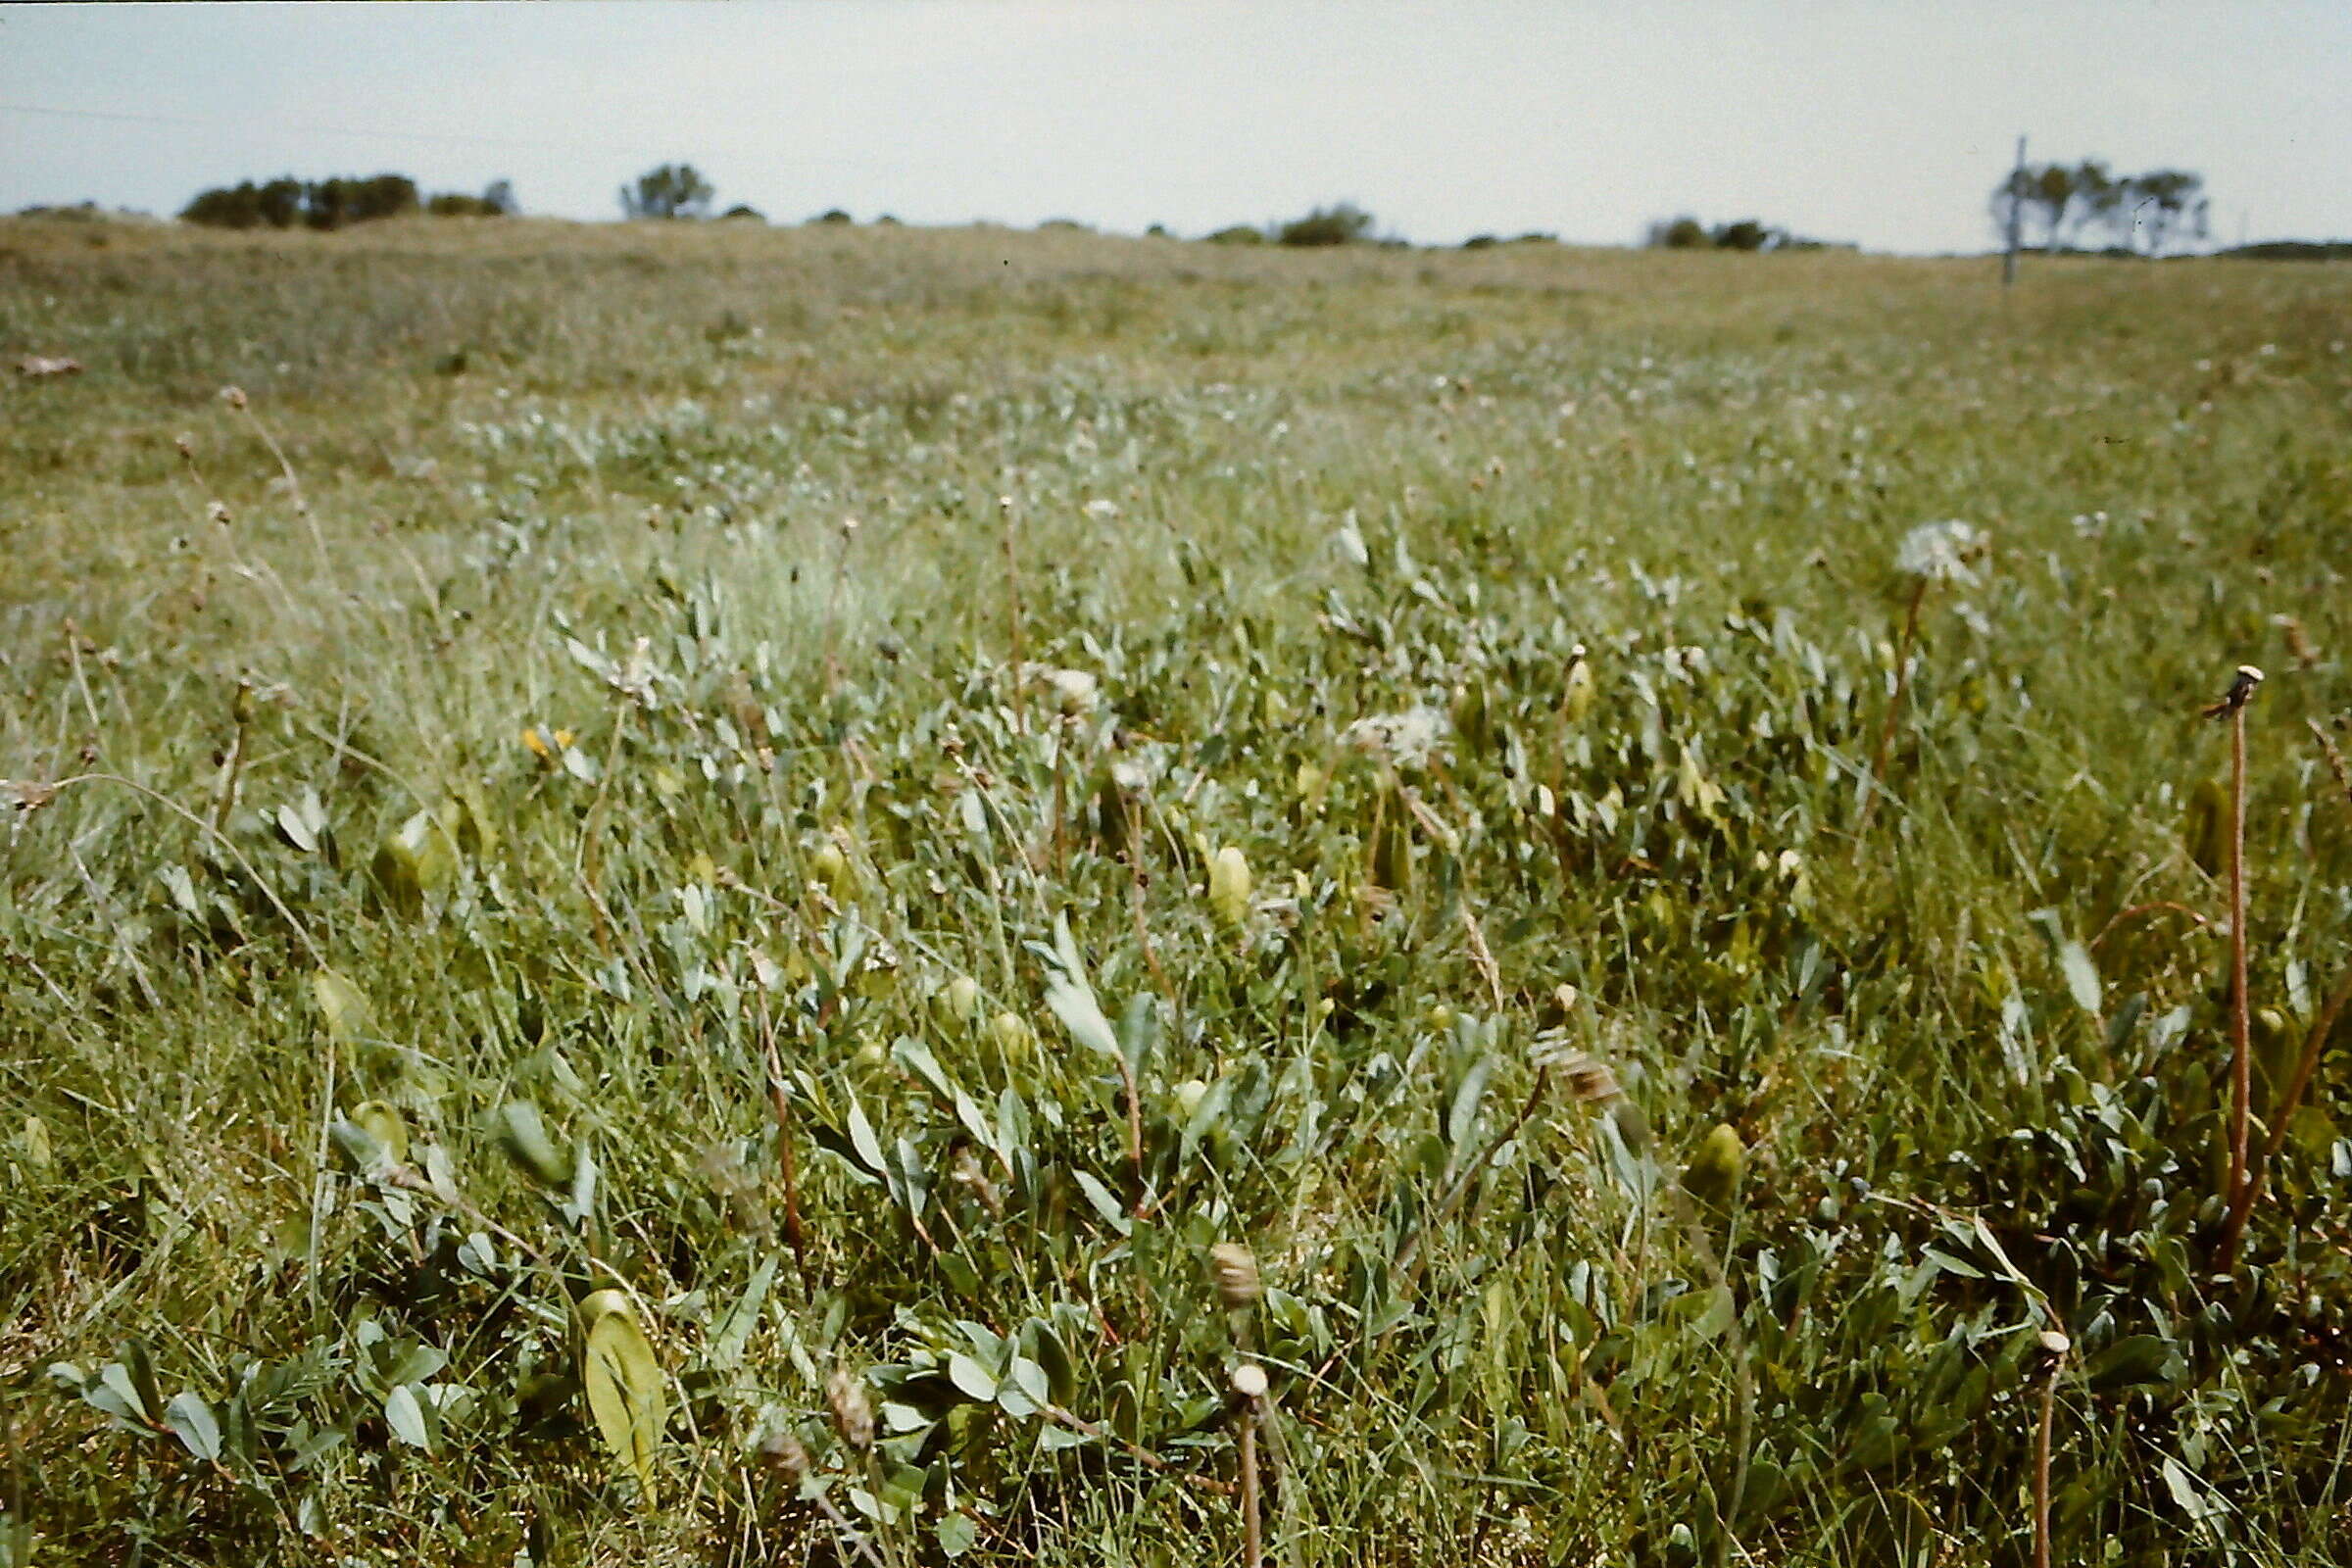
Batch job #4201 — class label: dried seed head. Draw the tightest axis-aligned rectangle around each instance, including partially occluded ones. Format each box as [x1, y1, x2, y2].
[1560, 1051, 1621, 1104]
[1229, 1361, 1268, 1399]
[760, 1428, 812, 1482]
[1209, 1243, 1261, 1309]
[174, 432, 196, 459]
[219, 385, 248, 411]
[826, 1367, 875, 1452]
[2203, 663, 2266, 719]
[207, 501, 232, 526]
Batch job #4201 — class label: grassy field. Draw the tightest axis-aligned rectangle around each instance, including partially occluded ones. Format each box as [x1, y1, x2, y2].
[3, 214, 2350, 1566]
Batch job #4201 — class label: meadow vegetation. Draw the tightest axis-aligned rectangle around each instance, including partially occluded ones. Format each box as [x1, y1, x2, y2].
[2, 215, 2350, 1564]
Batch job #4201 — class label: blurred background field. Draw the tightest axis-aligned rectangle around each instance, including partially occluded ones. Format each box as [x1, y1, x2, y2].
[3, 215, 2350, 1565]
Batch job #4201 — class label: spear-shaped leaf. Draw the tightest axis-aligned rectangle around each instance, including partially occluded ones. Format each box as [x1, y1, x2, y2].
[1035, 912, 1120, 1060]
[579, 1290, 664, 1506]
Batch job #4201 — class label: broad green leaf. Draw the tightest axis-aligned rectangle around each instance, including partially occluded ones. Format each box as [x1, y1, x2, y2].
[1446, 1054, 1493, 1153]
[581, 1294, 665, 1505]
[892, 1037, 957, 1101]
[2057, 941, 2102, 1015]
[947, 1352, 998, 1402]
[351, 1102, 408, 1165]
[119, 1341, 163, 1430]
[936, 1513, 980, 1557]
[999, 1355, 1050, 1419]
[845, 1097, 887, 1175]
[383, 1384, 431, 1450]
[371, 806, 455, 919]
[1037, 913, 1121, 1059]
[2087, 1335, 2182, 1393]
[1071, 1170, 1130, 1232]
[311, 970, 371, 1043]
[165, 1393, 221, 1461]
[493, 1101, 571, 1190]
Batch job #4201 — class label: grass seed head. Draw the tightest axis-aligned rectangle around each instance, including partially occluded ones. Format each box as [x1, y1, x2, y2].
[760, 1427, 812, 1483]
[826, 1366, 875, 1452]
[1209, 1242, 1261, 1308]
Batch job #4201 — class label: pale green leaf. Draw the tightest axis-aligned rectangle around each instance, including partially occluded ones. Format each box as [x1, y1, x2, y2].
[583, 1304, 664, 1504]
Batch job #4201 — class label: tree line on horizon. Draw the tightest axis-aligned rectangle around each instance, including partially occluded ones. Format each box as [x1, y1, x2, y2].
[148, 156, 2342, 261]
[1991, 159, 2209, 256]
[179, 174, 517, 230]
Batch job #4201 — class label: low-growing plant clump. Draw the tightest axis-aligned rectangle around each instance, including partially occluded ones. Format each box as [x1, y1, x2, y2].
[0, 217, 2348, 1565]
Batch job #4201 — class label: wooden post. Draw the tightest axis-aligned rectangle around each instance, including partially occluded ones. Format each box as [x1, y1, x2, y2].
[2002, 134, 2027, 286]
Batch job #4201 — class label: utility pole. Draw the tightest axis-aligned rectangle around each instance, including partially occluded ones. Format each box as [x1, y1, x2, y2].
[2002, 134, 2027, 287]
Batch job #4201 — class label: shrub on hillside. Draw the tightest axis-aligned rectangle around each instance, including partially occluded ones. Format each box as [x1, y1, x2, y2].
[1275, 203, 1374, 247]
[1644, 215, 1844, 253]
[619, 164, 715, 220]
[1203, 224, 1267, 245]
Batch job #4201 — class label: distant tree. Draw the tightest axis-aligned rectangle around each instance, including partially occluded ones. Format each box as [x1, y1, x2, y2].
[2060, 161, 2118, 248]
[2219, 239, 2352, 262]
[181, 182, 263, 228]
[2030, 165, 2078, 247]
[1709, 218, 1776, 252]
[718, 204, 765, 222]
[1275, 203, 1374, 247]
[425, 180, 516, 219]
[1462, 233, 1500, 251]
[1989, 160, 2205, 256]
[810, 208, 854, 224]
[257, 177, 306, 228]
[182, 173, 416, 230]
[620, 164, 715, 220]
[1203, 224, 1267, 246]
[2121, 169, 2208, 256]
[305, 175, 417, 229]
[1646, 216, 1822, 252]
[1990, 160, 2105, 250]
[1146, 222, 1171, 238]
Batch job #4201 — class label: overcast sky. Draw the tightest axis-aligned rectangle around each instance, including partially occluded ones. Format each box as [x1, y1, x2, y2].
[4, 2, 2347, 253]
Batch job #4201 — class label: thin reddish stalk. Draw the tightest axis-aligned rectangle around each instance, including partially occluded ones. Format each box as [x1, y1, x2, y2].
[2033, 1339, 2067, 1568]
[2224, 704, 2253, 1227]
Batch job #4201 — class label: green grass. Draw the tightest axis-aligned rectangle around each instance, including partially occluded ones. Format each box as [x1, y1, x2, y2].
[3, 214, 2350, 1566]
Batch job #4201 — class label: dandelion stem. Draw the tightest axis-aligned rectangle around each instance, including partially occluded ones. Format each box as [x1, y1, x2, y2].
[2224, 694, 2254, 1241]
[2033, 1336, 2067, 1568]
